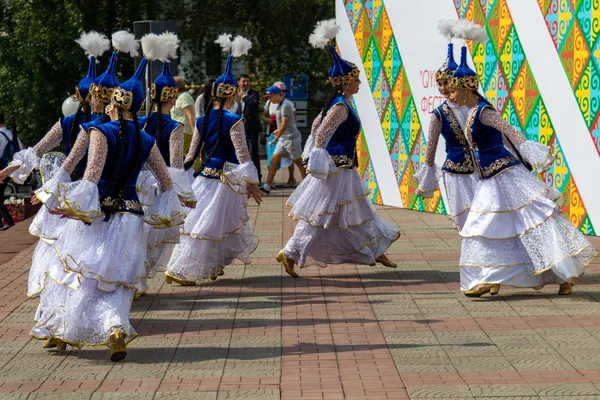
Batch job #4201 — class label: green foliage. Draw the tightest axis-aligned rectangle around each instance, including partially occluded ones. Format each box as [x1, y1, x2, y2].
[0, 0, 333, 145]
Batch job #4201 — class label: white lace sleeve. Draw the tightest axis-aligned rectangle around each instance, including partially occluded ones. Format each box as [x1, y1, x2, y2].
[230, 120, 251, 164]
[481, 107, 554, 171]
[33, 121, 63, 156]
[82, 129, 107, 184]
[480, 108, 525, 145]
[169, 124, 185, 169]
[184, 127, 201, 165]
[314, 104, 348, 149]
[62, 129, 90, 175]
[424, 114, 442, 167]
[147, 145, 173, 191]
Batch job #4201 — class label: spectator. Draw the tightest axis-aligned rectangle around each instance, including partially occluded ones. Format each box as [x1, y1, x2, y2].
[261, 81, 297, 187]
[171, 76, 196, 152]
[194, 78, 215, 118]
[0, 113, 18, 230]
[259, 85, 306, 195]
[237, 74, 262, 182]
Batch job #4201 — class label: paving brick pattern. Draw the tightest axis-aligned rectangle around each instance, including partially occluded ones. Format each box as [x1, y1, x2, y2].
[0, 168, 599, 399]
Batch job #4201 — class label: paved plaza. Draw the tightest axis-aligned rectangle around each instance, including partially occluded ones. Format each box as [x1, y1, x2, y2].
[1, 171, 600, 399]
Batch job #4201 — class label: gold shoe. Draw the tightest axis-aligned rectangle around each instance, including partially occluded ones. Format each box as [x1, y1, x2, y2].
[558, 282, 573, 295]
[464, 284, 498, 298]
[218, 268, 225, 276]
[375, 254, 397, 268]
[165, 274, 196, 286]
[109, 330, 127, 362]
[134, 291, 146, 300]
[276, 250, 299, 278]
[42, 338, 67, 350]
[489, 285, 500, 296]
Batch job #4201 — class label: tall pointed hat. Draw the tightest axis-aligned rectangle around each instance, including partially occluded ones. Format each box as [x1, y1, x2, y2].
[141, 32, 180, 104]
[309, 19, 359, 89]
[74, 31, 110, 103]
[447, 20, 488, 91]
[212, 34, 253, 98]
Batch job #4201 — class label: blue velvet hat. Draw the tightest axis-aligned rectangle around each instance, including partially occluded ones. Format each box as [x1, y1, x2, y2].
[152, 62, 178, 103]
[90, 51, 120, 103]
[74, 31, 110, 103]
[448, 46, 479, 91]
[327, 46, 359, 88]
[436, 43, 458, 82]
[111, 58, 148, 113]
[212, 54, 238, 98]
[75, 56, 97, 103]
[211, 34, 252, 98]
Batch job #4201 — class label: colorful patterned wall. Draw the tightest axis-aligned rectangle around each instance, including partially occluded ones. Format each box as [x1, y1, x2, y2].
[342, 0, 595, 235]
[538, 0, 600, 155]
[346, 0, 447, 215]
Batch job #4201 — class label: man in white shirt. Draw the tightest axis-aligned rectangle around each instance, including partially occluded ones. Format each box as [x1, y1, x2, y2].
[0, 113, 16, 230]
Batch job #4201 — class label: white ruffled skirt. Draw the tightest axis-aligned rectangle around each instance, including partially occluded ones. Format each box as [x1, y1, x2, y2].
[414, 164, 479, 231]
[459, 165, 598, 291]
[283, 166, 400, 267]
[165, 164, 259, 282]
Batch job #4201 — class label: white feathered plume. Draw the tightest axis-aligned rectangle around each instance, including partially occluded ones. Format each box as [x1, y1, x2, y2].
[309, 18, 340, 49]
[141, 33, 161, 61]
[437, 19, 457, 41]
[231, 35, 252, 57]
[112, 30, 140, 57]
[215, 33, 233, 53]
[452, 19, 488, 42]
[158, 32, 180, 61]
[75, 31, 110, 59]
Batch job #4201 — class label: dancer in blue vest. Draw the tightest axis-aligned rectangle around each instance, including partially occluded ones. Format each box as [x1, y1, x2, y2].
[447, 40, 598, 297]
[30, 40, 185, 361]
[277, 20, 400, 277]
[135, 33, 195, 297]
[415, 20, 474, 231]
[165, 34, 262, 285]
[0, 31, 121, 299]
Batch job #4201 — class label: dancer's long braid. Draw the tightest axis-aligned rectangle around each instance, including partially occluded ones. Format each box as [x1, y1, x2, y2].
[184, 97, 213, 171]
[194, 100, 224, 176]
[101, 108, 127, 221]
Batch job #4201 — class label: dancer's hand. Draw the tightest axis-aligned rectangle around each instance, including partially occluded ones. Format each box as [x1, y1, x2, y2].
[178, 195, 197, 209]
[30, 193, 41, 205]
[0, 164, 18, 181]
[247, 183, 262, 204]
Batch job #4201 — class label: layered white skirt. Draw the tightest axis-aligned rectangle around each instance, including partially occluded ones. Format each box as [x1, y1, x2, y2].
[283, 149, 400, 267]
[415, 164, 479, 231]
[165, 162, 259, 282]
[136, 168, 194, 293]
[31, 169, 183, 346]
[459, 165, 597, 290]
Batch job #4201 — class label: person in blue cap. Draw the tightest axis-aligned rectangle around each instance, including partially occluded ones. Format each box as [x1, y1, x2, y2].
[0, 31, 111, 301]
[30, 34, 187, 361]
[275, 20, 401, 278]
[444, 21, 597, 297]
[165, 33, 262, 285]
[259, 84, 306, 194]
[135, 32, 196, 298]
[414, 20, 474, 232]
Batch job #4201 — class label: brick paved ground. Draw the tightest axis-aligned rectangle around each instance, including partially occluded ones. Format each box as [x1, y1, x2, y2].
[1, 168, 600, 399]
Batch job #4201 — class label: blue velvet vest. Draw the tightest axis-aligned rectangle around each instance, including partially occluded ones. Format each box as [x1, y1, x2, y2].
[94, 120, 156, 215]
[139, 112, 182, 167]
[432, 102, 475, 175]
[465, 99, 521, 179]
[325, 94, 361, 168]
[194, 108, 245, 180]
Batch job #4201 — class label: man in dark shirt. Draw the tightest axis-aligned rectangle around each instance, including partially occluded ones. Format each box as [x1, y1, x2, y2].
[237, 74, 262, 182]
